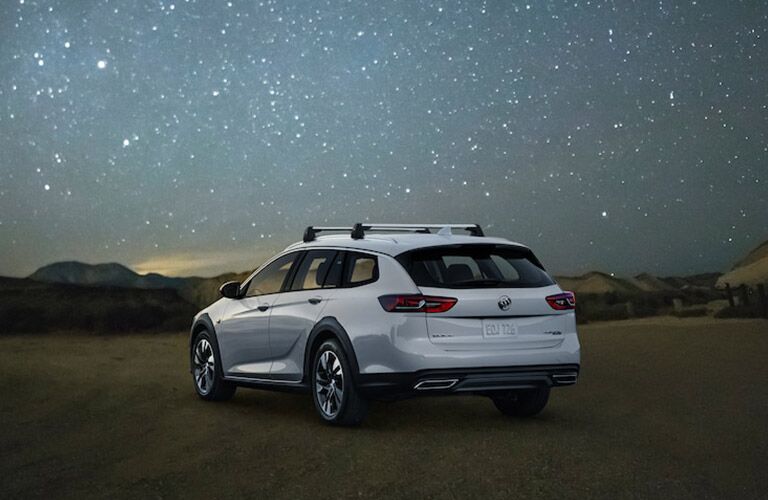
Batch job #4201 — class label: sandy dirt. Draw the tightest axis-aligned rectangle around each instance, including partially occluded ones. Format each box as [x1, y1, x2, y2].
[1, 318, 767, 499]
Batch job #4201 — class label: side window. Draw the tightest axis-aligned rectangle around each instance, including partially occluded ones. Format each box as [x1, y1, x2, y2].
[344, 252, 378, 286]
[290, 250, 338, 291]
[244, 253, 299, 297]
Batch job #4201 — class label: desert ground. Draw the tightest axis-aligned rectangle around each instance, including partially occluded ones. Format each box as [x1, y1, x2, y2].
[1, 317, 767, 499]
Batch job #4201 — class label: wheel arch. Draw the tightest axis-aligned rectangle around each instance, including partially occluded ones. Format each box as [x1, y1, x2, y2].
[303, 317, 360, 384]
[189, 314, 224, 374]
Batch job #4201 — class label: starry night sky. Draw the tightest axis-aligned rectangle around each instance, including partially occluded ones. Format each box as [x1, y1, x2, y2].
[1, 0, 766, 277]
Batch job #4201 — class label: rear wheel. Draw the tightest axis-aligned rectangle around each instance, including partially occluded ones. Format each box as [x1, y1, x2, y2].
[312, 339, 368, 426]
[191, 331, 236, 401]
[491, 387, 550, 417]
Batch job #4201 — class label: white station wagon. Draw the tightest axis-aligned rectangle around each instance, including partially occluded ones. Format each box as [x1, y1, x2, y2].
[190, 223, 580, 425]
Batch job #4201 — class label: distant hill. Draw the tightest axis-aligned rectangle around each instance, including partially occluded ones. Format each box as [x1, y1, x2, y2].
[660, 273, 721, 290]
[554, 271, 641, 295]
[24, 259, 731, 317]
[30, 261, 184, 289]
[629, 273, 678, 293]
[9, 259, 733, 331]
[27, 261, 248, 309]
[732, 240, 768, 269]
[716, 240, 768, 288]
[0, 277, 197, 333]
[555, 270, 725, 296]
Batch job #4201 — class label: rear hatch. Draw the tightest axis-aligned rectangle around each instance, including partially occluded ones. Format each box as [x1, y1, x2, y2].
[419, 285, 568, 350]
[396, 244, 572, 351]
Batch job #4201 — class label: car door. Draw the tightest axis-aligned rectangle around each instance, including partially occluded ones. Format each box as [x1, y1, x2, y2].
[216, 252, 300, 378]
[268, 249, 343, 381]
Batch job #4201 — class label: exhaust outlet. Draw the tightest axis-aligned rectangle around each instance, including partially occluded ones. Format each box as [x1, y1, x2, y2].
[414, 378, 459, 390]
[552, 372, 578, 385]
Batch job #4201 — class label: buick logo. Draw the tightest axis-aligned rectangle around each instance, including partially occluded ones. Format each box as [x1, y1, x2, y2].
[497, 295, 512, 311]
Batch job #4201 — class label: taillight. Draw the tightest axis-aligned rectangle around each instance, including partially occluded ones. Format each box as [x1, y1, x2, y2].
[546, 292, 576, 310]
[378, 294, 457, 313]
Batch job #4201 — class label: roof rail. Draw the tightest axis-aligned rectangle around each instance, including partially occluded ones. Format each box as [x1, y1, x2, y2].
[302, 226, 352, 242]
[303, 223, 484, 242]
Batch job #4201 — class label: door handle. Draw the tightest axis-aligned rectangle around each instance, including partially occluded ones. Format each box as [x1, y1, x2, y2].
[257, 304, 270, 312]
[308, 297, 322, 305]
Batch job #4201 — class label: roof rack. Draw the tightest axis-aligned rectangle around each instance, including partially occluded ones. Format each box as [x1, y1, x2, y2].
[303, 223, 484, 242]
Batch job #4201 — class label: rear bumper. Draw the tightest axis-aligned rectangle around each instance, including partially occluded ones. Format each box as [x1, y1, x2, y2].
[356, 364, 580, 400]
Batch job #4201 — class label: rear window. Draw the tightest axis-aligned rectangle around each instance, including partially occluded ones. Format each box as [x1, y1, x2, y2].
[396, 245, 554, 289]
[344, 252, 378, 286]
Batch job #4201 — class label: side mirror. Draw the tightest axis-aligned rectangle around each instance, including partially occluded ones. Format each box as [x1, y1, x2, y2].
[219, 281, 241, 299]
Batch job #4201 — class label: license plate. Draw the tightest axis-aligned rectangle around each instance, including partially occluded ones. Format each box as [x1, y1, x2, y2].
[482, 320, 518, 339]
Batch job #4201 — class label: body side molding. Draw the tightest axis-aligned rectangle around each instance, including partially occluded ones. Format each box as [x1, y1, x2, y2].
[302, 316, 361, 384]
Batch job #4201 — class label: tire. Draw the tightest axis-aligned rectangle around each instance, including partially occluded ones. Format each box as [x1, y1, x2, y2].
[191, 331, 236, 401]
[311, 339, 369, 426]
[491, 387, 550, 417]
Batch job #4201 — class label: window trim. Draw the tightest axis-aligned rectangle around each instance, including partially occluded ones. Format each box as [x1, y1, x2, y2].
[320, 250, 345, 289]
[237, 247, 383, 297]
[240, 250, 304, 298]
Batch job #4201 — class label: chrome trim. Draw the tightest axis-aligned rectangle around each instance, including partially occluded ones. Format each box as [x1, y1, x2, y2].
[223, 375, 304, 385]
[552, 372, 578, 385]
[414, 378, 459, 390]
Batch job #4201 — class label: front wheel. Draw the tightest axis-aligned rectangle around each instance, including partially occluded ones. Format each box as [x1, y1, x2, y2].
[191, 331, 236, 401]
[491, 387, 550, 417]
[312, 339, 368, 426]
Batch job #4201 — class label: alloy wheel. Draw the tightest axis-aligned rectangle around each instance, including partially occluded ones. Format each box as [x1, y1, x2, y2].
[315, 350, 344, 418]
[193, 338, 215, 395]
